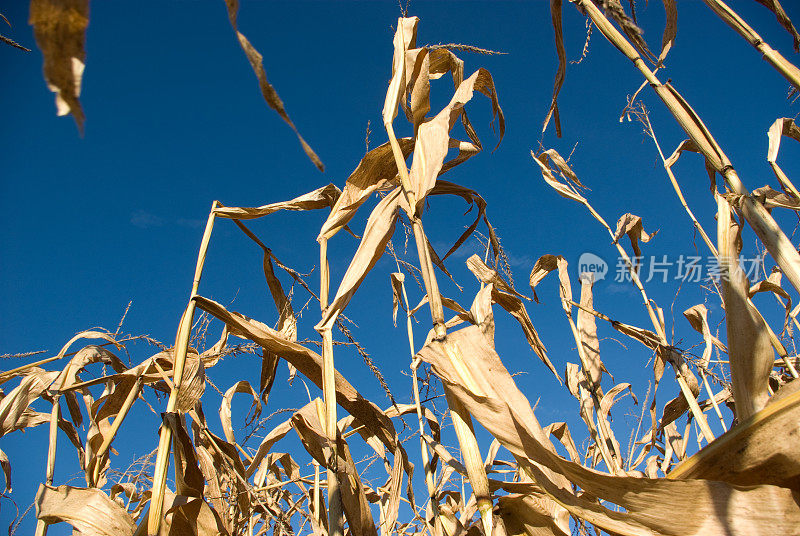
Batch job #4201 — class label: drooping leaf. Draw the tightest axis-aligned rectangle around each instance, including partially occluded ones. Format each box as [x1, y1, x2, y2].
[36, 484, 136, 536]
[30, 0, 89, 130]
[222, 0, 324, 170]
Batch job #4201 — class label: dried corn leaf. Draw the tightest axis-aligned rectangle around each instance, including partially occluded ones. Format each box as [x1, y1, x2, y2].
[403, 47, 431, 131]
[752, 185, 800, 210]
[543, 0, 566, 137]
[232, 227, 300, 408]
[469, 283, 495, 341]
[419, 325, 800, 535]
[498, 493, 569, 536]
[220, 380, 261, 445]
[660, 0, 677, 59]
[293, 401, 379, 536]
[467, 255, 558, 379]
[577, 276, 603, 388]
[30, 0, 88, 130]
[164, 413, 205, 498]
[409, 68, 505, 214]
[319, 187, 403, 330]
[259, 349, 279, 405]
[0, 448, 10, 493]
[766, 117, 800, 199]
[683, 305, 727, 366]
[133, 491, 230, 536]
[36, 484, 136, 536]
[669, 389, 800, 487]
[383, 17, 420, 125]
[0, 369, 58, 437]
[613, 213, 657, 259]
[162, 494, 230, 536]
[532, 151, 588, 206]
[190, 416, 250, 531]
[58, 348, 203, 402]
[6, 407, 50, 433]
[390, 272, 405, 326]
[529, 253, 571, 307]
[683, 303, 724, 398]
[664, 139, 701, 169]
[754, 0, 800, 51]
[565, 362, 613, 469]
[467, 254, 525, 299]
[222, 0, 324, 171]
[172, 351, 206, 413]
[246, 417, 293, 477]
[750, 275, 792, 329]
[215, 183, 341, 220]
[53, 344, 127, 391]
[718, 195, 774, 419]
[542, 422, 580, 464]
[194, 296, 400, 451]
[319, 139, 414, 240]
[84, 375, 145, 487]
[598, 382, 635, 423]
[429, 181, 489, 262]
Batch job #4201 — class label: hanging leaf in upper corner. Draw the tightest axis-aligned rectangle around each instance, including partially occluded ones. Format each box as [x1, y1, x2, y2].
[30, 0, 89, 132]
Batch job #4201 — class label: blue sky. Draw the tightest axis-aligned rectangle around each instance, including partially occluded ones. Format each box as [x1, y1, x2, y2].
[3, 0, 800, 532]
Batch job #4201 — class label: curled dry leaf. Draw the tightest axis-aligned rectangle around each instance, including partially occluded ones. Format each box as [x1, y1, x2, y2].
[542, 422, 580, 464]
[543, 0, 566, 137]
[408, 68, 505, 215]
[222, 0, 324, 171]
[669, 389, 800, 488]
[30, 0, 88, 130]
[754, 0, 800, 51]
[383, 17, 421, 126]
[467, 255, 559, 381]
[319, 139, 414, 240]
[36, 484, 136, 536]
[319, 188, 403, 331]
[752, 185, 800, 211]
[194, 296, 401, 452]
[532, 150, 588, 206]
[53, 344, 127, 392]
[214, 183, 341, 220]
[293, 400, 379, 536]
[766, 117, 800, 200]
[419, 324, 800, 535]
[683, 304, 727, 367]
[529, 253, 571, 308]
[660, 0, 677, 60]
[612, 213, 657, 259]
[390, 272, 406, 326]
[220, 380, 262, 445]
[429, 180, 491, 262]
[0, 368, 59, 437]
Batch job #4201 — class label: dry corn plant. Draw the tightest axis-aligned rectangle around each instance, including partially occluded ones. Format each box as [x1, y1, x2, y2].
[3, 2, 800, 536]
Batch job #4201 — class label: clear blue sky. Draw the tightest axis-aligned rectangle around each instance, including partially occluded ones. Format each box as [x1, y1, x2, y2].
[3, 0, 800, 532]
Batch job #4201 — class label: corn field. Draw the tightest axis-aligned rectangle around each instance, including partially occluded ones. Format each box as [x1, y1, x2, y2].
[2, 1, 800, 535]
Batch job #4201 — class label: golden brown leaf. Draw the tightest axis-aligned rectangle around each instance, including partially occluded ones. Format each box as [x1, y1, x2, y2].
[30, 0, 88, 130]
[36, 484, 136, 536]
[222, 0, 324, 170]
